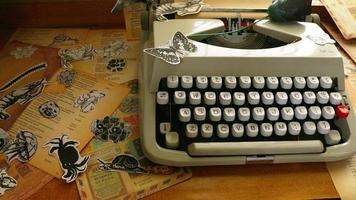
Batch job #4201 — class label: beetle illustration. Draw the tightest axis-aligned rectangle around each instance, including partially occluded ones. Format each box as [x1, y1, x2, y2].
[5, 131, 37, 163]
[0, 169, 17, 195]
[97, 154, 148, 174]
[45, 135, 90, 183]
[73, 90, 105, 113]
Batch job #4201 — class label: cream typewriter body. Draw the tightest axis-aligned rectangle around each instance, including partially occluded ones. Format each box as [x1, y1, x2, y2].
[140, 18, 356, 166]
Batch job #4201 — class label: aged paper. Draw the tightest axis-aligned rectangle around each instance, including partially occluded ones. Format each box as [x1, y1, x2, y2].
[7, 70, 129, 178]
[322, 0, 356, 39]
[123, 3, 146, 41]
[76, 81, 192, 200]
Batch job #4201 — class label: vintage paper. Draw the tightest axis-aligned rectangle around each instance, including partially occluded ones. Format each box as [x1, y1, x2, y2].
[76, 81, 192, 200]
[7, 70, 130, 178]
[123, 3, 146, 41]
[80, 29, 140, 84]
[0, 158, 53, 200]
[322, 0, 356, 39]
[337, 46, 356, 76]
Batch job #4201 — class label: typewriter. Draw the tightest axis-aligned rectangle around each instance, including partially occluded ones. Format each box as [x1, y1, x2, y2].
[139, 17, 356, 166]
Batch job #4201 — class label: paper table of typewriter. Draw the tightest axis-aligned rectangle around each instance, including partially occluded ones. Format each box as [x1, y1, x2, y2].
[143, 31, 197, 65]
[5, 131, 37, 163]
[45, 135, 89, 183]
[73, 90, 105, 113]
[0, 169, 17, 196]
[155, 0, 204, 21]
[0, 78, 47, 120]
[91, 116, 131, 143]
[98, 154, 148, 174]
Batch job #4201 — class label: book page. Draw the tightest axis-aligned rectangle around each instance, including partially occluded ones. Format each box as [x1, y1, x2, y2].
[7, 71, 129, 178]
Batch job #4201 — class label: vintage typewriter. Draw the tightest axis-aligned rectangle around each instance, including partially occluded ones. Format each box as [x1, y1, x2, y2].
[139, 15, 356, 166]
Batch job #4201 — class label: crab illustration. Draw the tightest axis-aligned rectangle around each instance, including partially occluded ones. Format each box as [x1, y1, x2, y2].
[90, 116, 131, 143]
[97, 154, 148, 174]
[45, 135, 90, 183]
[73, 90, 105, 113]
[5, 131, 37, 163]
[0, 169, 17, 195]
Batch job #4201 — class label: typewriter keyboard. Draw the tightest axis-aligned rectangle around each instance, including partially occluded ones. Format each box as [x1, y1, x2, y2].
[155, 75, 349, 156]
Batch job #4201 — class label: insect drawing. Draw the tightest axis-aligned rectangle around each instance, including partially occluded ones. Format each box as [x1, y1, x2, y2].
[0, 129, 10, 153]
[155, 0, 204, 21]
[48, 34, 79, 46]
[44, 135, 90, 183]
[57, 69, 76, 88]
[73, 90, 105, 113]
[97, 154, 148, 174]
[5, 131, 37, 163]
[143, 31, 197, 65]
[0, 78, 47, 120]
[38, 101, 60, 119]
[58, 45, 94, 68]
[0, 169, 17, 195]
[90, 116, 131, 143]
[95, 40, 128, 59]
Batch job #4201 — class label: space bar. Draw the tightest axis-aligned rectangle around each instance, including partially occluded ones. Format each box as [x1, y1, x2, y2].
[187, 141, 324, 156]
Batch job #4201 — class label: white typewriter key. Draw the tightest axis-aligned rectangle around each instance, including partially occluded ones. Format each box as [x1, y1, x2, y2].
[219, 92, 232, 105]
[276, 92, 288, 105]
[252, 107, 265, 121]
[295, 106, 307, 120]
[274, 122, 287, 136]
[253, 76, 265, 89]
[267, 107, 280, 121]
[281, 107, 294, 121]
[290, 92, 302, 105]
[320, 76, 333, 89]
[317, 91, 329, 104]
[233, 92, 245, 105]
[247, 91, 260, 105]
[181, 75, 193, 88]
[330, 92, 342, 105]
[246, 123, 258, 137]
[303, 91, 316, 104]
[217, 124, 229, 138]
[186, 124, 198, 138]
[307, 76, 319, 89]
[196, 76, 208, 89]
[167, 75, 179, 88]
[238, 107, 250, 121]
[317, 121, 330, 135]
[288, 122, 301, 136]
[309, 106, 322, 120]
[232, 123, 244, 137]
[201, 124, 213, 138]
[194, 107, 206, 121]
[211, 76, 222, 89]
[324, 130, 341, 145]
[303, 121, 316, 135]
[223, 108, 235, 122]
[189, 91, 201, 105]
[225, 76, 237, 89]
[160, 122, 171, 134]
[294, 77, 306, 89]
[204, 92, 216, 105]
[261, 123, 273, 137]
[322, 106, 335, 120]
[262, 92, 274, 105]
[174, 91, 186, 104]
[165, 131, 179, 149]
[209, 107, 222, 122]
[157, 91, 169, 105]
[266, 77, 279, 89]
[239, 76, 251, 89]
[281, 77, 293, 89]
[179, 108, 191, 122]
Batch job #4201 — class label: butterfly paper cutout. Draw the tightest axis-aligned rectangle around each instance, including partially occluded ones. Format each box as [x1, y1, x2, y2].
[143, 31, 197, 65]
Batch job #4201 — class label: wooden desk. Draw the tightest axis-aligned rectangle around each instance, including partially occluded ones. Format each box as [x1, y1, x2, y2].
[0, 0, 353, 199]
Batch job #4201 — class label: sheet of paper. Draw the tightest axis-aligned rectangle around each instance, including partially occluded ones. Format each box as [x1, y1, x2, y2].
[322, 21, 356, 64]
[124, 3, 146, 41]
[7, 70, 129, 178]
[76, 81, 192, 200]
[80, 29, 140, 84]
[336, 46, 356, 76]
[321, 0, 356, 39]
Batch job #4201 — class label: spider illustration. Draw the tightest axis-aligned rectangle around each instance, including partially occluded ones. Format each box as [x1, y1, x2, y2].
[45, 135, 90, 183]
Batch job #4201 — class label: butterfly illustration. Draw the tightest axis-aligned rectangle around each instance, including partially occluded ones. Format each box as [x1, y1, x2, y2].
[143, 31, 197, 65]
